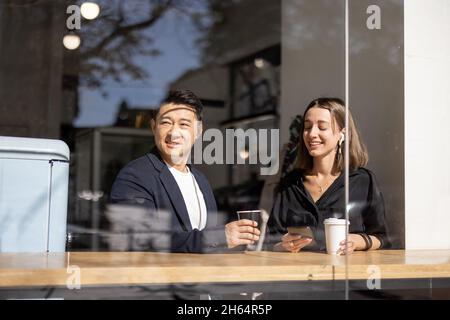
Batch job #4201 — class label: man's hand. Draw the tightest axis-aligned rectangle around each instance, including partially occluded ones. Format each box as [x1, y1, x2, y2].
[225, 219, 261, 249]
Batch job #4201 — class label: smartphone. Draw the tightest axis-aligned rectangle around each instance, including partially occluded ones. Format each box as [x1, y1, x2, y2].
[287, 226, 314, 239]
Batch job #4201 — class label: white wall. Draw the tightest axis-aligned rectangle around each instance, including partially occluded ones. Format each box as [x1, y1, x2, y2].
[405, 0, 450, 249]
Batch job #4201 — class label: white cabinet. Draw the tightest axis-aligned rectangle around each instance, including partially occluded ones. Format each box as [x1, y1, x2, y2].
[0, 136, 70, 252]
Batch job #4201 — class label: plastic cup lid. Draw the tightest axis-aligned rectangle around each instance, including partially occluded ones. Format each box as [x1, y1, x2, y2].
[323, 218, 350, 225]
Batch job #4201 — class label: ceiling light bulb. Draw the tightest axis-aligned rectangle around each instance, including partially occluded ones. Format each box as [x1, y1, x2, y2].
[63, 34, 81, 50]
[80, 2, 100, 20]
[254, 58, 265, 69]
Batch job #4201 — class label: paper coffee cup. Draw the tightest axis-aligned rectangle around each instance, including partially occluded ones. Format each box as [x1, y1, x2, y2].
[324, 218, 350, 255]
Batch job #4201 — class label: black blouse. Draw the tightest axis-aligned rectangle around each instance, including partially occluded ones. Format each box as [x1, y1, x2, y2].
[267, 167, 391, 250]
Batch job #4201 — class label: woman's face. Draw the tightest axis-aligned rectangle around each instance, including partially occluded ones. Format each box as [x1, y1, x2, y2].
[303, 107, 342, 159]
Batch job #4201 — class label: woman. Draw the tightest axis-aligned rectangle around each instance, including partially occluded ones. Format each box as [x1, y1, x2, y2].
[267, 97, 390, 254]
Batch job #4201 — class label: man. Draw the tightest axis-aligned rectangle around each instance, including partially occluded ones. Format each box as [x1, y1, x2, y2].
[110, 89, 260, 252]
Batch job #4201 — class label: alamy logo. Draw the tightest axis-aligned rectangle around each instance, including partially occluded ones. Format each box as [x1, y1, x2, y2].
[180, 128, 280, 176]
[66, 5, 81, 30]
[66, 3, 100, 30]
[193, 128, 279, 175]
[66, 265, 81, 290]
[366, 265, 381, 290]
[366, 5, 381, 30]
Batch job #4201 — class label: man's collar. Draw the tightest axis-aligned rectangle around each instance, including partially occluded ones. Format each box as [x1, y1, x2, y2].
[146, 147, 165, 172]
[147, 147, 190, 173]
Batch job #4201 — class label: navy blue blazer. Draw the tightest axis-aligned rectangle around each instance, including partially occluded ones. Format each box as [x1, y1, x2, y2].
[109, 148, 227, 253]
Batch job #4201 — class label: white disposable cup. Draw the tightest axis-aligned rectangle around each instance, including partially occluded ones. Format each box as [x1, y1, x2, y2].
[324, 218, 350, 255]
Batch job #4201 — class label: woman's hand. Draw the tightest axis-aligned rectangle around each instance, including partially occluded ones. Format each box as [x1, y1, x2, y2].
[225, 219, 260, 249]
[275, 233, 313, 253]
[338, 233, 382, 254]
[337, 233, 366, 255]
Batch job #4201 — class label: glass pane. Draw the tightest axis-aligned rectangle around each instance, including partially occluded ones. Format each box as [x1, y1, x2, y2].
[345, 0, 450, 299]
[5, 0, 448, 302]
[344, 0, 405, 299]
[266, 0, 347, 299]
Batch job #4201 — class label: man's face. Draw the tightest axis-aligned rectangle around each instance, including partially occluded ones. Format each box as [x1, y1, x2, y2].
[151, 103, 201, 166]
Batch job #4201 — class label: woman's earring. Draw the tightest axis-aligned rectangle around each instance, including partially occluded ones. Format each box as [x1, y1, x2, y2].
[339, 134, 344, 155]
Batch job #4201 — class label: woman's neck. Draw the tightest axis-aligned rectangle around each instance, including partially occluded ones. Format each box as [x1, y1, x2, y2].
[311, 152, 339, 177]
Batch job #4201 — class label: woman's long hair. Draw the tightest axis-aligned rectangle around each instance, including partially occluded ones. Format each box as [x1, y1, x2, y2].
[295, 97, 368, 173]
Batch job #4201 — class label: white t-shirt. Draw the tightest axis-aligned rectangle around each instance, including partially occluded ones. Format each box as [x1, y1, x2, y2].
[167, 165, 207, 230]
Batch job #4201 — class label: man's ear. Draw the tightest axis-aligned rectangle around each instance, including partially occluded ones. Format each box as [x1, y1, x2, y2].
[150, 118, 156, 134]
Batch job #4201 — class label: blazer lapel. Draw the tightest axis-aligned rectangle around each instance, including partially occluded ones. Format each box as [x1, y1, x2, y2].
[146, 149, 193, 231]
[159, 168, 193, 231]
[191, 168, 221, 228]
[191, 168, 216, 213]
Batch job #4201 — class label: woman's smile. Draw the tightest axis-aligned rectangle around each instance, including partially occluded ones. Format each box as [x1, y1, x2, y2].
[308, 141, 323, 149]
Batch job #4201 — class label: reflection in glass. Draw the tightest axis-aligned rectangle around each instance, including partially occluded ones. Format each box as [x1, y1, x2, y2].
[346, 0, 408, 299]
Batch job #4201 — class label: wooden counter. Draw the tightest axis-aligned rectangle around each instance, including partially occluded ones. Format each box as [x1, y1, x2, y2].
[1, 250, 450, 288]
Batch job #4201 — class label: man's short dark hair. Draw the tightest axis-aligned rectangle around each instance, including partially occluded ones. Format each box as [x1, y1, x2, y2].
[156, 89, 203, 121]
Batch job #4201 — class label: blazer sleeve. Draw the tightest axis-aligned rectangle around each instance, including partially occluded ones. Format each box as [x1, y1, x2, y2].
[110, 164, 228, 253]
[110, 164, 156, 208]
[170, 226, 228, 253]
[363, 170, 392, 249]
